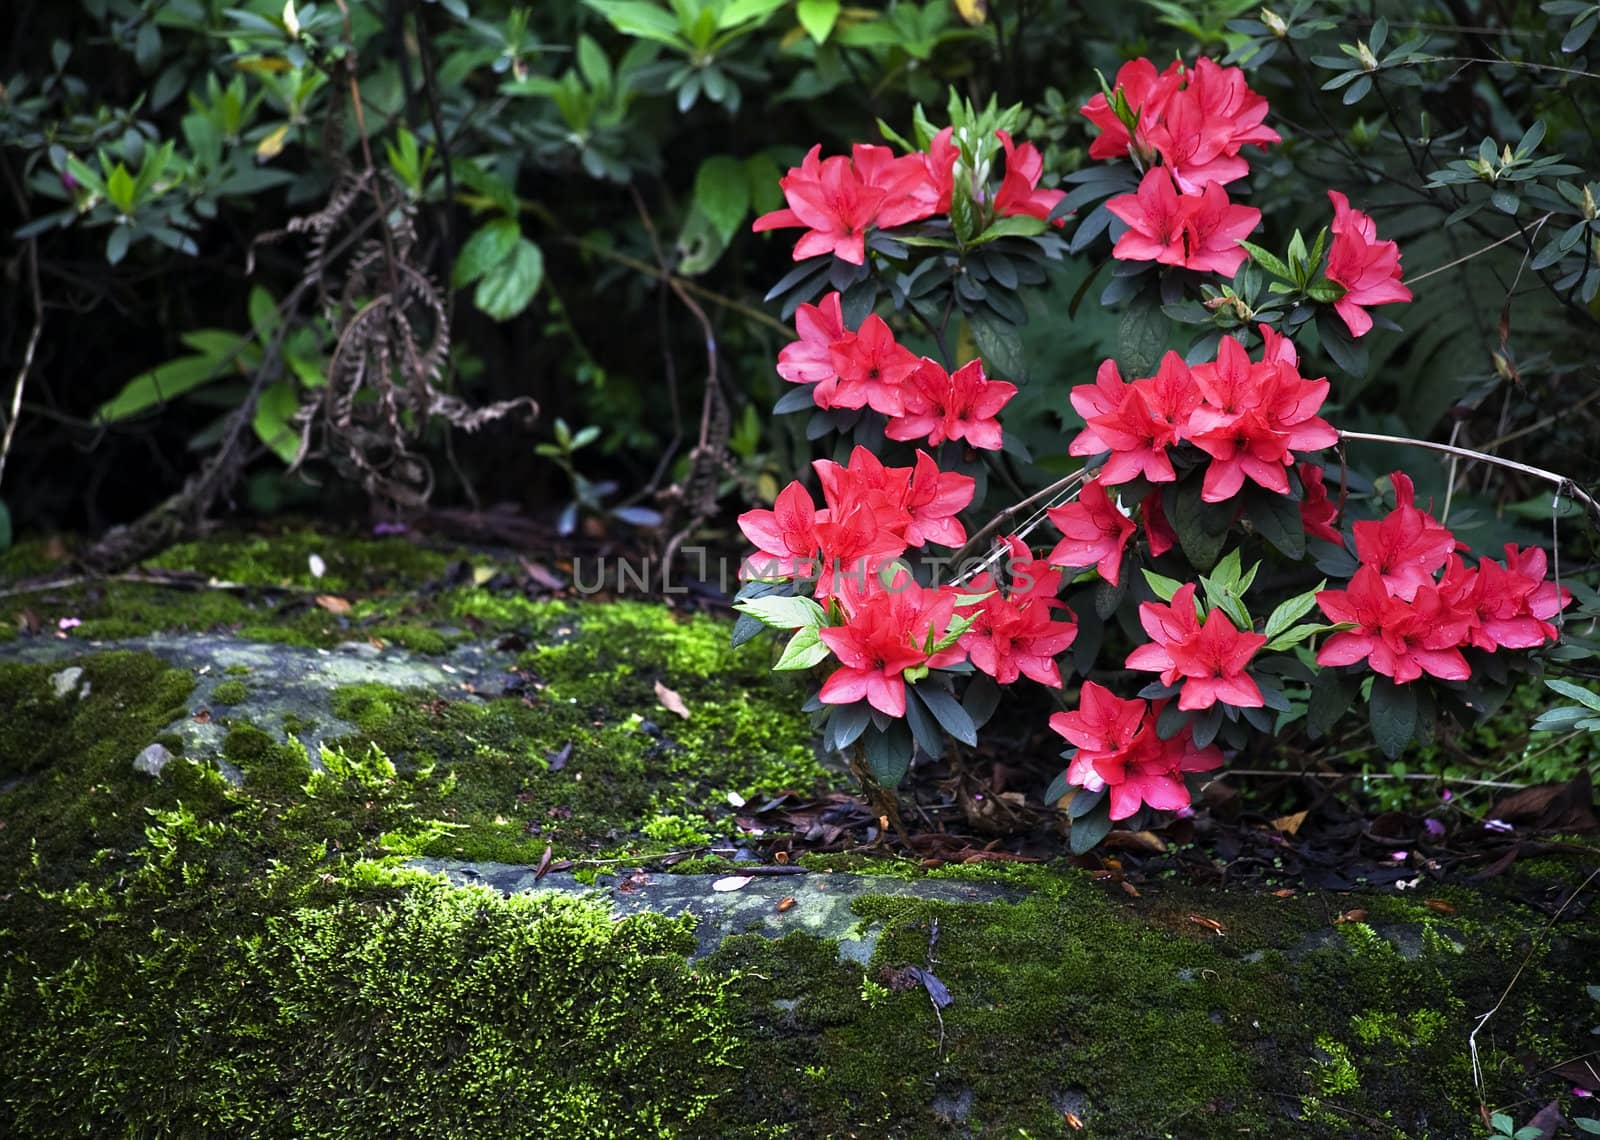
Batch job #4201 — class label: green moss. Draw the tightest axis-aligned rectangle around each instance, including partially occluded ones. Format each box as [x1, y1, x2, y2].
[210, 679, 249, 704]
[143, 528, 452, 592]
[225, 663, 251, 676]
[369, 623, 454, 655]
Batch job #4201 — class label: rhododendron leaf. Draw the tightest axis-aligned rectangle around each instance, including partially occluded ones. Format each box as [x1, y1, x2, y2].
[735, 594, 827, 629]
[771, 386, 816, 415]
[863, 722, 913, 787]
[1265, 583, 1327, 640]
[1247, 484, 1308, 559]
[930, 612, 976, 653]
[917, 685, 977, 746]
[774, 625, 831, 671]
[1369, 677, 1417, 759]
[1238, 239, 1292, 280]
[1116, 294, 1169, 378]
[797, 0, 840, 41]
[1042, 769, 1072, 808]
[827, 701, 871, 751]
[1316, 310, 1368, 376]
[1307, 669, 1353, 739]
[474, 238, 544, 320]
[1190, 704, 1224, 748]
[1169, 479, 1232, 572]
[1263, 621, 1343, 652]
[902, 688, 945, 757]
[973, 215, 1047, 243]
[962, 674, 1002, 729]
[1545, 678, 1600, 712]
[1142, 570, 1184, 602]
[1066, 784, 1105, 820]
[1069, 801, 1114, 854]
[968, 310, 1026, 382]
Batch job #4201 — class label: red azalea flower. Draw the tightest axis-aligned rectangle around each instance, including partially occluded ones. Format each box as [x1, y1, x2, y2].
[1352, 472, 1460, 601]
[813, 447, 974, 549]
[900, 450, 975, 547]
[817, 574, 965, 717]
[823, 313, 920, 414]
[994, 130, 1067, 224]
[811, 498, 908, 601]
[1049, 680, 1148, 785]
[961, 537, 1077, 686]
[1045, 479, 1137, 585]
[1106, 168, 1260, 277]
[776, 291, 848, 390]
[887, 357, 1017, 450]
[738, 480, 819, 580]
[1315, 566, 1471, 683]
[1186, 335, 1337, 502]
[1142, 491, 1178, 557]
[1068, 358, 1130, 456]
[752, 143, 937, 265]
[1076, 351, 1201, 484]
[1500, 543, 1572, 622]
[1146, 83, 1250, 193]
[922, 126, 961, 212]
[1080, 58, 1185, 162]
[1451, 546, 1568, 650]
[1125, 584, 1266, 710]
[1325, 190, 1413, 337]
[1299, 463, 1343, 544]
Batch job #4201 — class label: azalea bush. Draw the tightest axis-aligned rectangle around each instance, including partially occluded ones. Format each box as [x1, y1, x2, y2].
[731, 54, 1598, 849]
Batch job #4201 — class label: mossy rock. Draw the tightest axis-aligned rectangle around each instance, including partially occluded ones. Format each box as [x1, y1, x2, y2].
[1, 529, 1597, 1138]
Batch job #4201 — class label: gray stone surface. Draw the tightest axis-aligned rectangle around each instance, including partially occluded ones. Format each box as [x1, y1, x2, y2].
[407, 857, 1025, 959]
[133, 742, 174, 778]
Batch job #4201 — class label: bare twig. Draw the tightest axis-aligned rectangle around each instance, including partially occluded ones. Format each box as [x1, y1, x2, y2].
[0, 238, 42, 493]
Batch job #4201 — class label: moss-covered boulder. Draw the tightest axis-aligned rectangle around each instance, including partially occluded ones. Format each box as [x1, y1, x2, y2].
[2, 530, 1596, 1138]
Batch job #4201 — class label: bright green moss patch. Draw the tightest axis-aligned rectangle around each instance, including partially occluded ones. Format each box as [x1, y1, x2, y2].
[144, 528, 453, 591]
[209, 678, 249, 704]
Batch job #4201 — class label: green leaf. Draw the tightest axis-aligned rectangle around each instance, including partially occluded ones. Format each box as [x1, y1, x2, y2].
[773, 625, 831, 670]
[252, 379, 303, 465]
[1117, 293, 1168, 378]
[1306, 668, 1351, 739]
[916, 685, 977, 746]
[693, 154, 751, 244]
[106, 163, 137, 213]
[1264, 582, 1327, 640]
[248, 286, 281, 340]
[718, 0, 786, 27]
[1069, 800, 1114, 854]
[473, 238, 544, 320]
[1369, 677, 1417, 759]
[0, 499, 11, 552]
[973, 214, 1047, 243]
[1237, 239, 1292, 279]
[863, 722, 912, 786]
[967, 309, 1026, 382]
[744, 152, 784, 214]
[97, 355, 230, 422]
[1546, 677, 1600, 712]
[1264, 622, 1341, 652]
[1247, 483, 1307, 559]
[453, 218, 521, 288]
[1169, 478, 1233, 572]
[734, 593, 827, 629]
[796, 0, 840, 41]
[1142, 569, 1184, 601]
[581, 0, 689, 46]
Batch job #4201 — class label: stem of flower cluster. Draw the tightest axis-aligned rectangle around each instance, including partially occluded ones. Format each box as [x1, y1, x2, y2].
[950, 468, 1086, 584]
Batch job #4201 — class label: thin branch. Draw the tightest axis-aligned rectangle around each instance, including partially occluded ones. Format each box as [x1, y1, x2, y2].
[1337, 429, 1600, 526]
[1402, 215, 1552, 286]
[0, 238, 42, 493]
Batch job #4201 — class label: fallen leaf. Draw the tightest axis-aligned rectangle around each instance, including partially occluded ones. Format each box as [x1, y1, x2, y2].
[776, 896, 796, 912]
[193, 709, 212, 724]
[546, 741, 572, 771]
[1272, 809, 1308, 836]
[1188, 914, 1226, 935]
[712, 875, 753, 892]
[1120, 880, 1141, 898]
[535, 845, 553, 881]
[1424, 898, 1456, 914]
[315, 594, 352, 615]
[1064, 1111, 1085, 1131]
[1102, 829, 1167, 853]
[520, 559, 566, 591]
[654, 680, 690, 719]
[1334, 908, 1369, 925]
[773, 850, 789, 865]
[1273, 888, 1296, 898]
